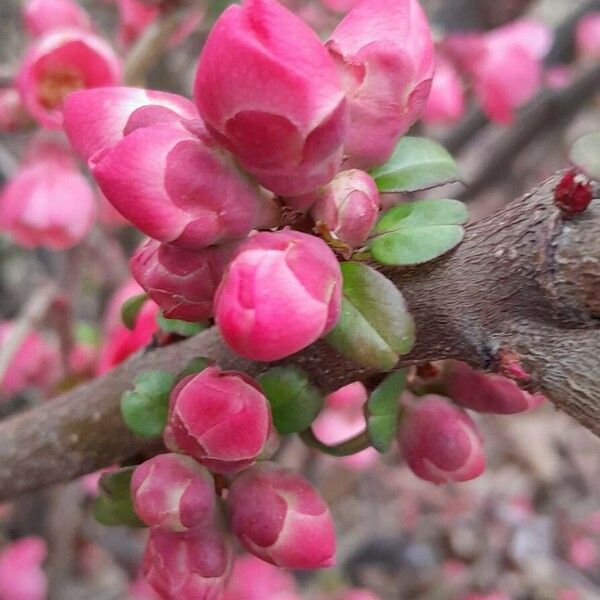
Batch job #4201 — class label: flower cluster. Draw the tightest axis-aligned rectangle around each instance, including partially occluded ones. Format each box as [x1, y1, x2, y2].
[128, 366, 336, 597]
[62, 0, 434, 363]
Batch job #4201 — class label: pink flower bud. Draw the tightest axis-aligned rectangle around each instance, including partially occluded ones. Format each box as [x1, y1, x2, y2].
[97, 298, 159, 374]
[327, 0, 434, 169]
[568, 536, 599, 570]
[165, 366, 272, 474]
[143, 522, 233, 600]
[311, 169, 380, 248]
[23, 0, 92, 37]
[194, 0, 348, 196]
[130, 239, 236, 322]
[0, 141, 96, 250]
[17, 29, 122, 129]
[215, 230, 342, 361]
[444, 361, 546, 414]
[64, 87, 199, 164]
[222, 554, 300, 600]
[228, 463, 336, 569]
[0, 88, 30, 132]
[576, 13, 600, 61]
[92, 120, 276, 249]
[0, 321, 61, 396]
[0, 537, 47, 600]
[131, 454, 216, 532]
[398, 395, 485, 484]
[421, 54, 465, 126]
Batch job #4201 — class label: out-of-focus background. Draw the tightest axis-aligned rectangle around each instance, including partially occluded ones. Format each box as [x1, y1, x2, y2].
[0, 0, 599, 598]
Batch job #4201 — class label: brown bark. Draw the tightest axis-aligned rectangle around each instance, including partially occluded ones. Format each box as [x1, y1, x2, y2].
[0, 173, 598, 500]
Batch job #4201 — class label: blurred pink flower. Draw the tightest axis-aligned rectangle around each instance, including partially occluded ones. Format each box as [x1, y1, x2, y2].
[421, 53, 465, 126]
[23, 0, 91, 37]
[576, 12, 600, 61]
[0, 537, 47, 600]
[17, 28, 121, 128]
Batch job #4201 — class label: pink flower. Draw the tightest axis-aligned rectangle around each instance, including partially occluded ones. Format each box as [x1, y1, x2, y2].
[444, 20, 552, 124]
[215, 230, 342, 361]
[143, 522, 233, 600]
[0, 88, 30, 132]
[194, 0, 348, 196]
[114, 0, 203, 49]
[17, 29, 121, 129]
[0, 321, 60, 396]
[311, 169, 380, 248]
[327, 0, 434, 169]
[545, 66, 573, 90]
[313, 382, 378, 470]
[568, 536, 599, 570]
[130, 239, 236, 322]
[96, 296, 159, 374]
[63, 87, 199, 164]
[131, 454, 216, 532]
[0, 138, 96, 249]
[421, 53, 465, 126]
[23, 0, 91, 37]
[221, 554, 300, 600]
[0, 537, 47, 600]
[92, 120, 277, 249]
[165, 366, 272, 474]
[398, 395, 486, 484]
[228, 463, 336, 569]
[444, 361, 546, 414]
[576, 12, 600, 61]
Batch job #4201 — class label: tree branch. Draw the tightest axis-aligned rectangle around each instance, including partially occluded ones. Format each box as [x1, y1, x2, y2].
[0, 173, 598, 500]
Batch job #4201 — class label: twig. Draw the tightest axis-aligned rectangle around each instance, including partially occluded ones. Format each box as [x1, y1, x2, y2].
[459, 65, 600, 201]
[0, 283, 57, 387]
[123, 5, 195, 86]
[1, 174, 600, 499]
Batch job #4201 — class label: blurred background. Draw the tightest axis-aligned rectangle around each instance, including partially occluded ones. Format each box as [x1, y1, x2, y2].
[0, 0, 599, 598]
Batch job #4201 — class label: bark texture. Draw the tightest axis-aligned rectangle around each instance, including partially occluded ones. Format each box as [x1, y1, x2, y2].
[0, 173, 598, 500]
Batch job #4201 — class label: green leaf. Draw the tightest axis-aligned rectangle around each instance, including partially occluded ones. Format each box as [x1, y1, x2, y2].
[75, 321, 100, 346]
[570, 131, 600, 179]
[370, 137, 461, 192]
[156, 312, 208, 337]
[120, 370, 175, 438]
[175, 356, 213, 383]
[93, 467, 145, 528]
[121, 293, 149, 330]
[258, 366, 323, 434]
[365, 371, 406, 452]
[325, 262, 414, 370]
[369, 199, 469, 266]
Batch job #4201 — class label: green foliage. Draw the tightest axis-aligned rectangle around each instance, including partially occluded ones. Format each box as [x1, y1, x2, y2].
[365, 371, 406, 452]
[258, 366, 323, 434]
[156, 312, 208, 337]
[121, 370, 175, 438]
[121, 293, 148, 330]
[325, 262, 414, 370]
[93, 467, 144, 528]
[369, 199, 469, 266]
[371, 137, 461, 192]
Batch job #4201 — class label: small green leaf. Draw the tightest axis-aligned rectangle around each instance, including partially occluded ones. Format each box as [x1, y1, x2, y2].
[258, 366, 323, 434]
[365, 371, 406, 452]
[156, 312, 208, 337]
[121, 370, 175, 438]
[75, 321, 100, 346]
[93, 467, 144, 528]
[570, 131, 600, 179]
[175, 356, 213, 383]
[370, 137, 461, 192]
[325, 262, 414, 370]
[369, 199, 469, 266]
[121, 293, 149, 330]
